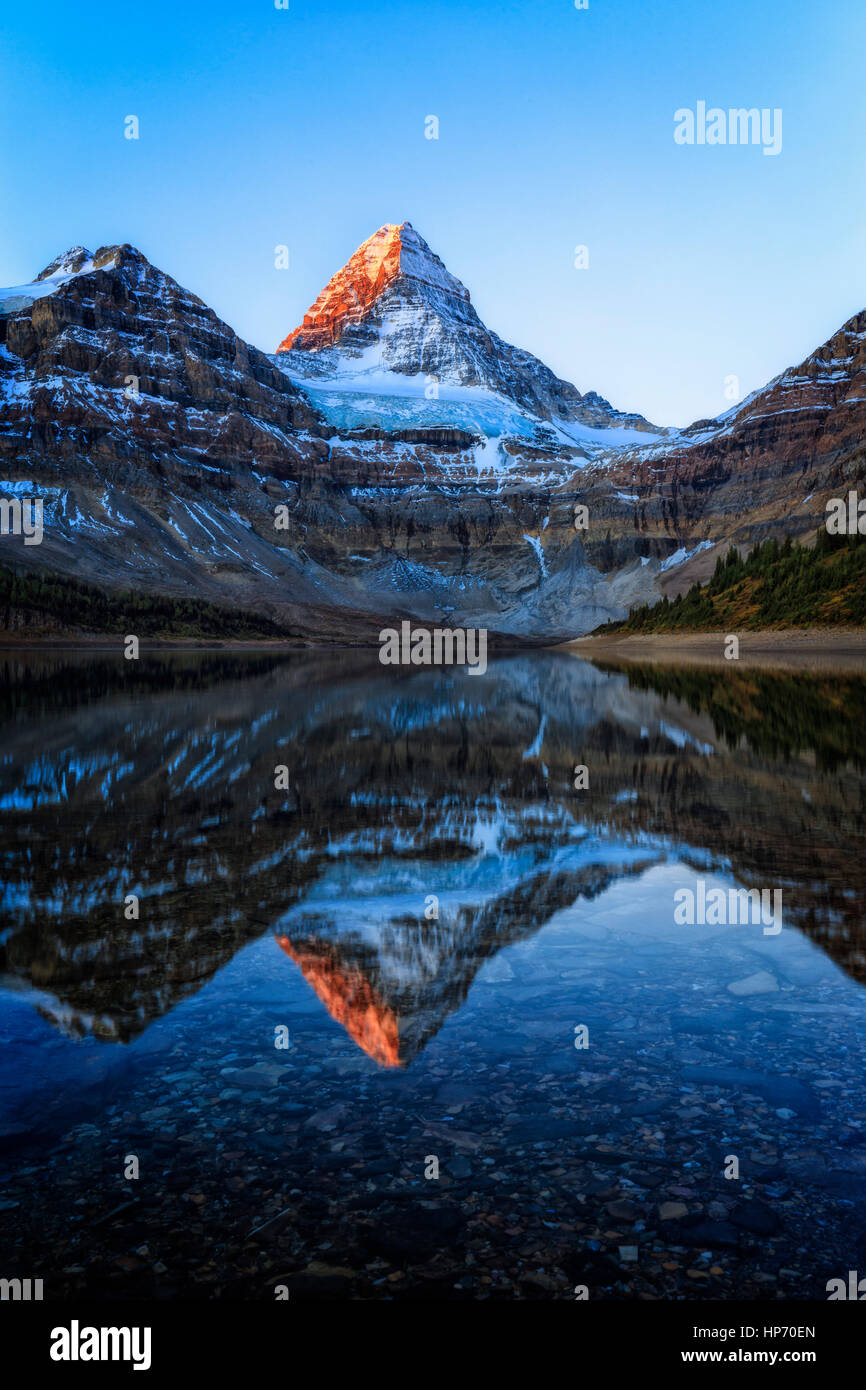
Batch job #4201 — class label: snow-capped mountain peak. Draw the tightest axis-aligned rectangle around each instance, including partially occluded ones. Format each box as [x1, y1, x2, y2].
[276, 221, 658, 435]
[276, 221, 470, 354]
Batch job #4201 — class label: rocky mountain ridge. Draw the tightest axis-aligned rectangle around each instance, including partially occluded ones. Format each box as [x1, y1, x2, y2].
[586, 306, 866, 587]
[1, 228, 864, 641]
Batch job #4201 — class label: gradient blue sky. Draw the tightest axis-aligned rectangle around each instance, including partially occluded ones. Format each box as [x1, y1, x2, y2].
[2, 0, 863, 427]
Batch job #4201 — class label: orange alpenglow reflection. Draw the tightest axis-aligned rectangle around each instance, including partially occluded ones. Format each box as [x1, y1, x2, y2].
[276, 935, 401, 1067]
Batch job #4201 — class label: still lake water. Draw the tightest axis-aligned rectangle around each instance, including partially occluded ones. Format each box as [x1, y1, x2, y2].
[1, 649, 865, 1300]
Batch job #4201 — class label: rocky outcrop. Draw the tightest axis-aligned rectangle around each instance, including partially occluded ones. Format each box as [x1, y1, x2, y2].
[0, 242, 370, 636]
[0, 242, 325, 485]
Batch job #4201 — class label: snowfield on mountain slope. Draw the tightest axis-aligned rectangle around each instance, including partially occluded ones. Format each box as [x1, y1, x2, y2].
[273, 355, 664, 454]
[0, 249, 120, 314]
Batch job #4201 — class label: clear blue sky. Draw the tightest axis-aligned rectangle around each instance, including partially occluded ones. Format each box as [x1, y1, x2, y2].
[1, 0, 863, 427]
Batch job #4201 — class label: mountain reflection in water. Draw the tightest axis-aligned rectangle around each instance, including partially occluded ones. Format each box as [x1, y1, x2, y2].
[3, 649, 866, 1302]
[1, 650, 865, 1064]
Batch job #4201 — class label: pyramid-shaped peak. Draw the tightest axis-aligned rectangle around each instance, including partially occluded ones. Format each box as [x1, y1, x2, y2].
[276, 221, 470, 354]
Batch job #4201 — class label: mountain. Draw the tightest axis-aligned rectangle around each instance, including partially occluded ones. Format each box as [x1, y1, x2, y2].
[275, 221, 657, 435]
[580, 308, 866, 590]
[0, 242, 405, 641]
[0, 237, 655, 641]
[1, 229, 864, 642]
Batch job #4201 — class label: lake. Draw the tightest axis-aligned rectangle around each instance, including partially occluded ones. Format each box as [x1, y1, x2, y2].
[1, 649, 865, 1300]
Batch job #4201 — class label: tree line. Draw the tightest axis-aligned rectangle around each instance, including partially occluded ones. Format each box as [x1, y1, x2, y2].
[600, 530, 866, 633]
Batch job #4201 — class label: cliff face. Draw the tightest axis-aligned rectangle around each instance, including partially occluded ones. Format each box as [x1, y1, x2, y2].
[1, 242, 322, 472]
[1, 229, 864, 640]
